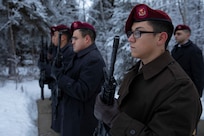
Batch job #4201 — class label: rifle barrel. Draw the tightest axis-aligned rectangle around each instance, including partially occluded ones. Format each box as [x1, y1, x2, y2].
[41, 87, 44, 100]
[109, 36, 119, 78]
[101, 36, 120, 105]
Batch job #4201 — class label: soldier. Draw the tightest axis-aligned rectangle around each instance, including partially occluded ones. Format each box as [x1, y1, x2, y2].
[171, 24, 204, 97]
[94, 4, 202, 136]
[38, 24, 74, 134]
[50, 24, 74, 134]
[52, 21, 105, 136]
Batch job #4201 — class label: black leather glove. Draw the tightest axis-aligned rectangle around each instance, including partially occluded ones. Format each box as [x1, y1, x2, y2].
[50, 51, 64, 80]
[38, 61, 47, 70]
[54, 52, 63, 68]
[94, 93, 120, 128]
[50, 65, 64, 80]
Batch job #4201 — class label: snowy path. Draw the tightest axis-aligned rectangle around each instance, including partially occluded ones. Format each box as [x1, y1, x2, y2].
[0, 80, 50, 136]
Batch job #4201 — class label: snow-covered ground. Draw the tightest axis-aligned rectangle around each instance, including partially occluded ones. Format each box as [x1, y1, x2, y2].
[0, 80, 50, 136]
[0, 80, 203, 136]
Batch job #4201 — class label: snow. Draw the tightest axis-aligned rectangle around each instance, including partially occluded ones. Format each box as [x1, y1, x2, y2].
[0, 80, 203, 136]
[0, 80, 51, 136]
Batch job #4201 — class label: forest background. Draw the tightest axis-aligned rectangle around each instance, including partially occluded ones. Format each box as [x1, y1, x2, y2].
[0, 0, 204, 85]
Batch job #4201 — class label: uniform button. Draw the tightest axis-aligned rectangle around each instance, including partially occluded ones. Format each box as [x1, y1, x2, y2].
[130, 129, 136, 135]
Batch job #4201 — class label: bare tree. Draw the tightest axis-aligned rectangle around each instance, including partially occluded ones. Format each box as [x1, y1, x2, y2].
[7, 2, 17, 77]
[177, 0, 187, 24]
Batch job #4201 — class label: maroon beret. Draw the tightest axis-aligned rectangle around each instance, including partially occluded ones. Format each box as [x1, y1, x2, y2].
[71, 21, 96, 34]
[50, 26, 55, 36]
[50, 24, 71, 36]
[174, 24, 191, 34]
[125, 4, 172, 34]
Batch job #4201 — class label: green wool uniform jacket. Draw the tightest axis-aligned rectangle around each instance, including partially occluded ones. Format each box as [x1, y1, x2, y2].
[110, 51, 202, 136]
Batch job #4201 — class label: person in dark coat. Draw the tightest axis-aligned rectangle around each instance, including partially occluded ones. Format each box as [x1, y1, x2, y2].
[38, 24, 74, 134]
[171, 24, 204, 97]
[54, 21, 105, 136]
[94, 4, 202, 136]
[50, 24, 75, 134]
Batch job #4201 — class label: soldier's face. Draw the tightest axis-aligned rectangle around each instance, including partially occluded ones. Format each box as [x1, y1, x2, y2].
[52, 31, 59, 46]
[72, 30, 88, 53]
[128, 21, 163, 64]
[51, 35, 55, 45]
[174, 30, 190, 44]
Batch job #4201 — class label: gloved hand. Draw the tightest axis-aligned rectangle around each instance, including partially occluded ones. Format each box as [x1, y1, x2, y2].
[38, 61, 47, 70]
[94, 93, 120, 128]
[50, 65, 64, 80]
[54, 52, 63, 68]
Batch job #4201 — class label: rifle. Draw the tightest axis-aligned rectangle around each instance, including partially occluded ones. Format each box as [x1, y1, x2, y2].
[39, 35, 48, 100]
[47, 42, 54, 61]
[52, 31, 63, 120]
[101, 35, 120, 105]
[93, 36, 120, 136]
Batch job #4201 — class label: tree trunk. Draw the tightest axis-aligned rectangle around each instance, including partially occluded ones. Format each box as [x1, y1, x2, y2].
[7, 3, 16, 77]
[99, 0, 106, 28]
[178, 0, 186, 24]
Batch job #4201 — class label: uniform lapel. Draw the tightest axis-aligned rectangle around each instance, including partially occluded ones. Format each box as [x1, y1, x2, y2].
[64, 53, 76, 73]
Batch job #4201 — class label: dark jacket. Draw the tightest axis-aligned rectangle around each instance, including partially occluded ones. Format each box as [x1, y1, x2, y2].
[50, 44, 74, 132]
[38, 42, 74, 133]
[50, 43, 75, 133]
[110, 51, 202, 136]
[171, 40, 204, 97]
[58, 43, 105, 136]
[38, 43, 74, 88]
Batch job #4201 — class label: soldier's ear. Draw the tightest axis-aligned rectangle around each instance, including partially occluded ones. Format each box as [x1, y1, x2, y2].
[84, 34, 91, 43]
[61, 34, 66, 40]
[157, 32, 168, 45]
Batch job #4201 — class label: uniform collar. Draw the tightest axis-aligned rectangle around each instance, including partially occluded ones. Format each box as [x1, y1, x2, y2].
[177, 40, 188, 47]
[176, 40, 192, 48]
[141, 51, 174, 80]
[76, 43, 97, 58]
[60, 43, 72, 52]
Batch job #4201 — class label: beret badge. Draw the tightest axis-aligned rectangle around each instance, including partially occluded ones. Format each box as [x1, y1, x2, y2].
[73, 22, 79, 29]
[137, 6, 147, 18]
